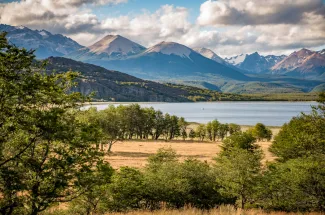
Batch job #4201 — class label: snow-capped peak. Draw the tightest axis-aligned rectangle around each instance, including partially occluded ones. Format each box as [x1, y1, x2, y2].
[318, 49, 325, 55]
[193, 47, 225, 64]
[145, 41, 193, 58]
[225, 54, 246, 65]
[38, 30, 49, 37]
[16, 25, 26, 30]
[88, 35, 145, 56]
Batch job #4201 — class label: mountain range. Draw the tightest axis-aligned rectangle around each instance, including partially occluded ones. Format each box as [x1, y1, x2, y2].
[271, 48, 325, 79]
[67, 37, 249, 82]
[0, 24, 83, 59]
[1, 24, 324, 95]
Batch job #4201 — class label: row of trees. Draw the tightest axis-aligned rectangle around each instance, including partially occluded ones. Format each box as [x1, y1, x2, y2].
[191, 121, 272, 142]
[79, 105, 190, 151]
[80, 106, 273, 152]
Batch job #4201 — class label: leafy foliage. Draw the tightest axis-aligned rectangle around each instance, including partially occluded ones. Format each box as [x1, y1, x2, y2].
[0, 32, 104, 215]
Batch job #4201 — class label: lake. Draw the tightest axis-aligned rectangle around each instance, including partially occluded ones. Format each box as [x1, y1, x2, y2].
[85, 102, 317, 126]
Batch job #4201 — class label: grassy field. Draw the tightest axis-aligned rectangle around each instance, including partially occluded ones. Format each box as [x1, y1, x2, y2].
[108, 205, 324, 215]
[105, 127, 280, 169]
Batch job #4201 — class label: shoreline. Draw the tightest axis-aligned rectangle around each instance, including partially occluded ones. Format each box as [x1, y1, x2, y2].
[84, 100, 317, 105]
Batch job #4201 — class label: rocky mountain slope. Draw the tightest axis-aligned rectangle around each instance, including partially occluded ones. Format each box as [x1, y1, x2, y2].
[193, 48, 226, 64]
[45, 57, 190, 102]
[68, 35, 146, 60]
[225, 54, 246, 66]
[239, 52, 286, 73]
[271, 48, 325, 79]
[225, 52, 286, 74]
[0, 24, 83, 59]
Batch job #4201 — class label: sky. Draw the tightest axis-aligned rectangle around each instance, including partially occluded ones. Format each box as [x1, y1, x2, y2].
[0, 0, 324, 57]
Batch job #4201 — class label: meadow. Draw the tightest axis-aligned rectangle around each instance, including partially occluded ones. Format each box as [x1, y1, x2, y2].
[108, 206, 325, 215]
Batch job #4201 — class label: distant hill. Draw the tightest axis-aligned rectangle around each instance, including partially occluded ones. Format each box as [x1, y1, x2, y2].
[0, 24, 83, 59]
[45, 57, 258, 102]
[271, 48, 325, 79]
[45, 57, 189, 102]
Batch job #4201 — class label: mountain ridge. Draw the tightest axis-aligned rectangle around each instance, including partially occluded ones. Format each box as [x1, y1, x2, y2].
[0, 24, 83, 59]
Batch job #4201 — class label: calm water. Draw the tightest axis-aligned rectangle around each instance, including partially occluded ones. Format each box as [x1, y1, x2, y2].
[85, 102, 317, 126]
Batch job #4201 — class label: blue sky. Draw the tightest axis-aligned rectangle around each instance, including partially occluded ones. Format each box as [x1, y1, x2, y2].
[0, 0, 324, 56]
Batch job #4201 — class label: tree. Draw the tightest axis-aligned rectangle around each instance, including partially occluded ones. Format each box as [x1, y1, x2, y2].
[211, 120, 220, 141]
[218, 124, 229, 140]
[270, 99, 325, 161]
[152, 110, 165, 140]
[100, 106, 124, 152]
[214, 148, 263, 209]
[178, 117, 188, 141]
[0, 32, 104, 215]
[206, 122, 213, 141]
[249, 123, 272, 141]
[68, 162, 114, 215]
[189, 129, 196, 141]
[221, 132, 257, 153]
[196, 124, 206, 141]
[181, 130, 187, 141]
[109, 167, 145, 212]
[258, 155, 325, 212]
[142, 107, 156, 139]
[228, 123, 241, 135]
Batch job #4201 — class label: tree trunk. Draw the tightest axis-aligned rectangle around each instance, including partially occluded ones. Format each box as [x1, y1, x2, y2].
[107, 142, 113, 152]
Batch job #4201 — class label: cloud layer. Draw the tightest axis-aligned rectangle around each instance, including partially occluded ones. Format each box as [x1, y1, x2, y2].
[0, 0, 324, 56]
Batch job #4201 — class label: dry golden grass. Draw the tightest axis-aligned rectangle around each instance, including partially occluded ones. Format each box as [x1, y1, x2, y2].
[108, 205, 324, 215]
[105, 127, 279, 169]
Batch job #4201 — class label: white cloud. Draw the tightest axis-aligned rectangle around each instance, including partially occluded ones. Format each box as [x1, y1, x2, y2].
[194, 0, 325, 56]
[0, 0, 324, 56]
[197, 0, 325, 26]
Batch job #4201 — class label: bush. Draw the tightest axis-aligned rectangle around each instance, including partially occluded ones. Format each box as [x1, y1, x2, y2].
[258, 155, 325, 212]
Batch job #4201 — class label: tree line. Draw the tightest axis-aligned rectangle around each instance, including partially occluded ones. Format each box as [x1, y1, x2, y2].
[80, 105, 272, 152]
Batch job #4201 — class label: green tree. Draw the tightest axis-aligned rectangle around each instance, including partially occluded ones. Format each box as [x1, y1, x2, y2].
[211, 120, 220, 141]
[189, 129, 196, 140]
[0, 32, 103, 215]
[249, 123, 272, 141]
[142, 107, 156, 139]
[178, 117, 188, 141]
[221, 132, 257, 153]
[196, 124, 206, 141]
[218, 123, 229, 140]
[206, 122, 213, 141]
[270, 109, 325, 161]
[68, 162, 114, 215]
[109, 167, 145, 212]
[258, 155, 325, 212]
[228, 123, 241, 135]
[214, 148, 263, 209]
[152, 110, 165, 140]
